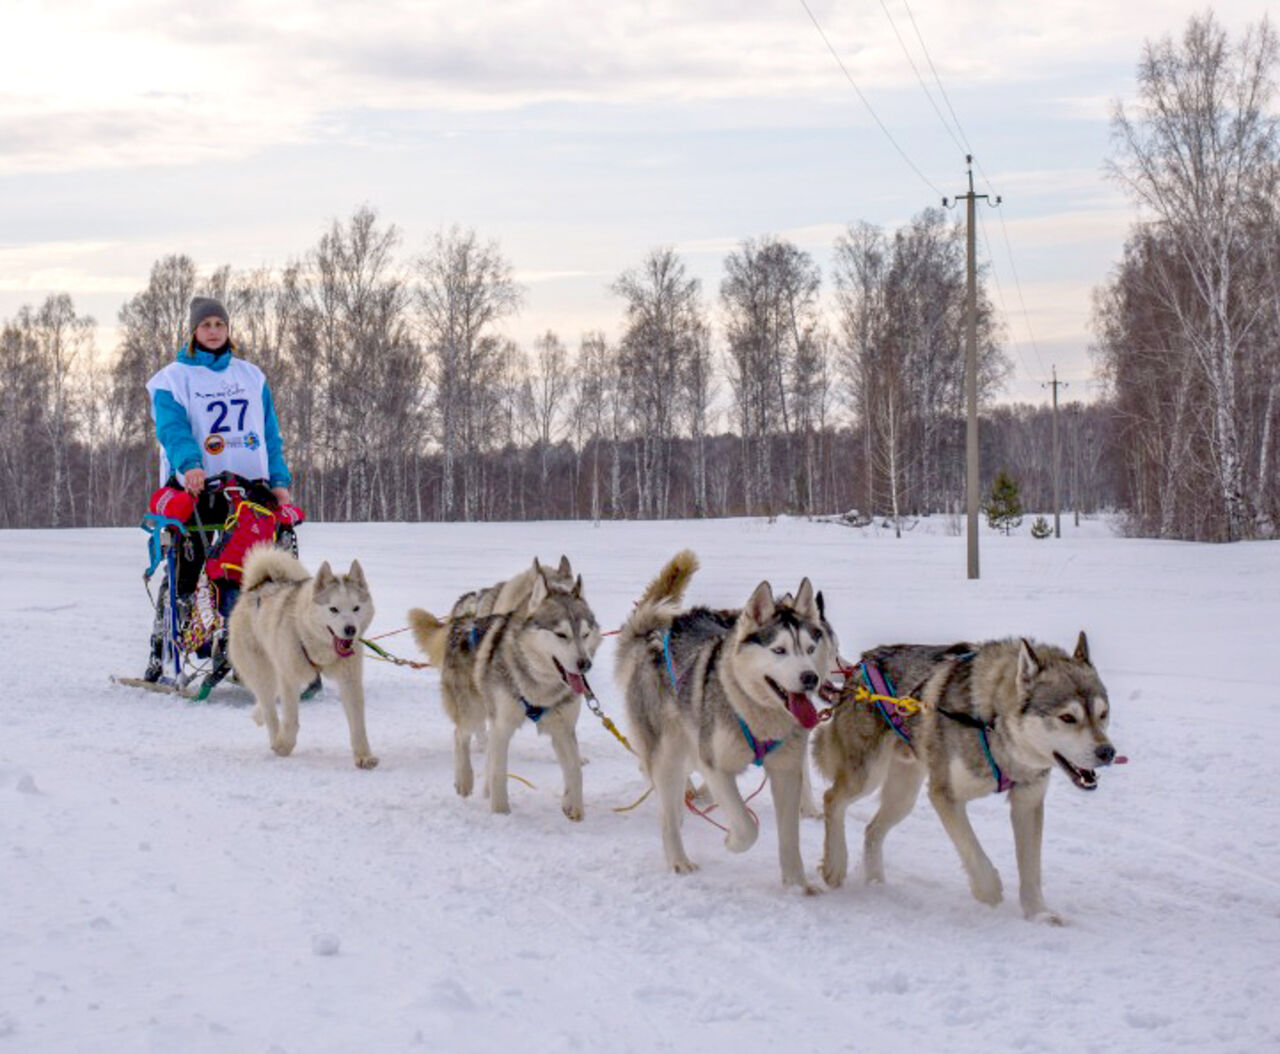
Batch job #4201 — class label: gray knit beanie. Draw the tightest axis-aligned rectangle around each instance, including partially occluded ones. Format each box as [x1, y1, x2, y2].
[189, 296, 229, 332]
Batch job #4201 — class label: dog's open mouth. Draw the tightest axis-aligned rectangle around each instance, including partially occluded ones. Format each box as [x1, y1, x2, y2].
[331, 631, 356, 658]
[554, 658, 587, 695]
[767, 677, 820, 729]
[1053, 752, 1099, 791]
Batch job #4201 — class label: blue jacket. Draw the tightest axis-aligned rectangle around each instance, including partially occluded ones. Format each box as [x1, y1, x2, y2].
[149, 342, 291, 488]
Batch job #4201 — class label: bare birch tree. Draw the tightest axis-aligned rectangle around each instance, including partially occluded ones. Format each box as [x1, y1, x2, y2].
[1108, 12, 1279, 539]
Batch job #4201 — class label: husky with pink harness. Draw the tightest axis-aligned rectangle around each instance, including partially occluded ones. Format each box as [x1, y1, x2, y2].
[615, 551, 838, 891]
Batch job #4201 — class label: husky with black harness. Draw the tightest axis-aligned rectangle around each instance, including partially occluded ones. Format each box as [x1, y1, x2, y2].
[408, 557, 601, 820]
[614, 551, 837, 891]
[813, 634, 1120, 923]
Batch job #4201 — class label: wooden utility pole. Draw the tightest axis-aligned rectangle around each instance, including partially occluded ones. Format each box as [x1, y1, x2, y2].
[945, 157, 997, 579]
[1043, 366, 1068, 538]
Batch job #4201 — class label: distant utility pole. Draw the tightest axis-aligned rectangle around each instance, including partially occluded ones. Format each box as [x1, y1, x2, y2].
[1043, 366, 1068, 538]
[944, 156, 998, 580]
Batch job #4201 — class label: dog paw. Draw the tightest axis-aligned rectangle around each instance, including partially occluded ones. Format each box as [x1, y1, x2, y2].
[355, 754, 379, 770]
[820, 858, 848, 888]
[671, 859, 699, 875]
[270, 737, 295, 757]
[970, 868, 1003, 906]
[562, 802, 584, 822]
[1026, 908, 1065, 926]
[724, 822, 758, 854]
[491, 802, 511, 815]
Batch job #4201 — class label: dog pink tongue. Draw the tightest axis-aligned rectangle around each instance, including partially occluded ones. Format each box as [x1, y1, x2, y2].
[332, 636, 354, 658]
[566, 672, 587, 695]
[788, 692, 820, 729]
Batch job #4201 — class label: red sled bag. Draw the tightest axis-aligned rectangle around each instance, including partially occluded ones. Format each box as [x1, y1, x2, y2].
[205, 496, 279, 583]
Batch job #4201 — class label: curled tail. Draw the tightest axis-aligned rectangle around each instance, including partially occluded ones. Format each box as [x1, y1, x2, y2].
[408, 607, 450, 668]
[620, 550, 699, 644]
[240, 545, 307, 593]
[638, 549, 699, 608]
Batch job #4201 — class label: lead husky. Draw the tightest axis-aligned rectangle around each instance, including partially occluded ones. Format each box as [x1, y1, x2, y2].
[615, 551, 837, 889]
[813, 634, 1116, 922]
[228, 547, 377, 769]
[408, 557, 601, 820]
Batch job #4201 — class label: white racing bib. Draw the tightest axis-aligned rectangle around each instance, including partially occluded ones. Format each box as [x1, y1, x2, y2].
[147, 358, 272, 483]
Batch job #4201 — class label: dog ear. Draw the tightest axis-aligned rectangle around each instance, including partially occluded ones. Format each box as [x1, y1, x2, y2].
[347, 559, 366, 588]
[572, 574, 583, 599]
[1073, 630, 1091, 666]
[532, 557, 545, 577]
[793, 577, 816, 616]
[815, 589, 826, 620]
[315, 561, 334, 588]
[1017, 638, 1041, 687]
[529, 570, 549, 610]
[743, 580, 775, 626]
[558, 555, 572, 576]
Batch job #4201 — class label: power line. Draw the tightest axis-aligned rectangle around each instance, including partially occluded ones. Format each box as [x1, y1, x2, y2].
[882, 0, 1049, 387]
[901, 0, 974, 156]
[877, 0, 967, 159]
[799, 0, 945, 200]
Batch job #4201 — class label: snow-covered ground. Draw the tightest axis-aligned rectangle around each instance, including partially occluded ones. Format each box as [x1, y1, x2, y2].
[3, 515, 1278, 1053]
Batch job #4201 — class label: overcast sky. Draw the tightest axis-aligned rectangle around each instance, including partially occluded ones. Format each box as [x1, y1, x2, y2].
[1, 0, 1273, 404]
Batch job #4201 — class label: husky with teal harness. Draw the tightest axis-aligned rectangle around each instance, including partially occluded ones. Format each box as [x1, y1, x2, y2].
[813, 634, 1120, 923]
[615, 550, 838, 891]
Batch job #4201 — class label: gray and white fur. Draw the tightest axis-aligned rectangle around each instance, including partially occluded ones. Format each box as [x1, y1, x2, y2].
[409, 557, 601, 820]
[813, 633, 1116, 922]
[615, 551, 838, 890]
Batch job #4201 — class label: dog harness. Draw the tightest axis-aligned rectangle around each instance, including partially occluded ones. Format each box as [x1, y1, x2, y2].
[862, 653, 1011, 792]
[664, 629, 781, 767]
[936, 708, 1014, 793]
[860, 660, 914, 747]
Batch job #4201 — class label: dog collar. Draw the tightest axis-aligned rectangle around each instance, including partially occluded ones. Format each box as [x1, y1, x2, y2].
[299, 640, 322, 671]
[522, 697, 547, 723]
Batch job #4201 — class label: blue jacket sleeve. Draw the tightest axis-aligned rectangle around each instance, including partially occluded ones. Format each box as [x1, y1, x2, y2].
[262, 382, 292, 488]
[151, 389, 204, 476]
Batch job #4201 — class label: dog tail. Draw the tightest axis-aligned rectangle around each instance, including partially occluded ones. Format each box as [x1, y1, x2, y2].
[617, 550, 699, 650]
[407, 607, 450, 668]
[638, 549, 699, 608]
[240, 544, 308, 593]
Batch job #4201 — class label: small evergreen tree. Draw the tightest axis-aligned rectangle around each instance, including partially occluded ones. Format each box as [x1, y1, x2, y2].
[986, 468, 1024, 535]
[1030, 515, 1052, 539]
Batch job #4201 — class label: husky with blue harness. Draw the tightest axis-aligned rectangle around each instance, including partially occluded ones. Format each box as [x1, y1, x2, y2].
[615, 551, 837, 890]
[813, 635, 1118, 923]
[408, 557, 601, 821]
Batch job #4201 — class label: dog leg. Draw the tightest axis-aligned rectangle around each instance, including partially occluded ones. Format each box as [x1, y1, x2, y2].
[273, 680, 301, 757]
[702, 769, 758, 855]
[546, 719, 585, 822]
[335, 663, 378, 770]
[1009, 778, 1061, 924]
[766, 761, 815, 892]
[453, 726, 474, 797]
[253, 688, 280, 749]
[929, 787, 1003, 906]
[820, 753, 888, 888]
[485, 714, 521, 814]
[652, 742, 697, 874]
[799, 757, 823, 819]
[863, 759, 924, 885]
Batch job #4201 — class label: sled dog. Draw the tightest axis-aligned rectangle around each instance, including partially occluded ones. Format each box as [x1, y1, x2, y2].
[813, 634, 1116, 922]
[228, 547, 377, 769]
[408, 557, 601, 820]
[615, 551, 837, 889]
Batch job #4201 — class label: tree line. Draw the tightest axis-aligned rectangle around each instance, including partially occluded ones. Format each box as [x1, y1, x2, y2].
[3, 206, 1057, 529]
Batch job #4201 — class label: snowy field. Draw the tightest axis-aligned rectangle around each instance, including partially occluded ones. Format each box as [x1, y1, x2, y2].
[3, 515, 1279, 1053]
